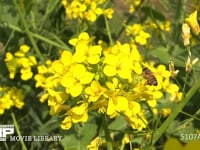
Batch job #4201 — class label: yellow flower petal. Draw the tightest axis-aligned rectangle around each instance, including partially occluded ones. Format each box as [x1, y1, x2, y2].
[185, 10, 200, 35]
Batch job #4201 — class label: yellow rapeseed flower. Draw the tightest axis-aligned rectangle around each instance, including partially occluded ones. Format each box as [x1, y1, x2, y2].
[84, 2, 102, 22]
[87, 136, 104, 150]
[20, 68, 33, 80]
[15, 45, 30, 57]
[61, 0, 112, 22]
[122, 134, 130, 144]
[107, 96, 130, 118]
[61, 64, 94, 97]
[185, 10, 200, 35]
[127, 0, 141, 13]
[0, 86, 24, 115]
[5, 44, 37, 80]
[166, 84, 182, 102]
[126, 24, 151, 45]
[60, 50, 72, 66]
[34, 32, 183, 134]
[160, 21, 171, 32]
[103, 43, 132, 79]
[69, 32, 91, 46]
[71, 103, 88, 123]
[162, 108, 171, 117]
[61, 116, 72, 130]
[135, 30, 151, 45]
[5, 52, 17, 79]
[85, 81, 107, 102]
[103, 8, 114, 19]
[73, 44, 102, 64]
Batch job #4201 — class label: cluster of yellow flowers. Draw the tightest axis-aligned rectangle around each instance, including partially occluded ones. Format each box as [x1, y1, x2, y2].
[0, 86, 24, 115]
[126, 0, 141, 13]
[34, 32, 182, 132]
[145, 20, 171, 32]
[61, 0, 114, 22]
[125, 20, 171, 45]
[125, 23, 151, 45]
[181, 10, 199, 73]
[5, 45, 37, 81]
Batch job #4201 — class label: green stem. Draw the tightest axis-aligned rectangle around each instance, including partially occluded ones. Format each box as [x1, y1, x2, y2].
[102, 114, 113, 150]
[120, 143, 125, 150]
[12, 0, 44, 61]
[180, 111, 200, 121]
[3, 142, 9, 150]
[183, 46, 191, 92]
[183, 72, 188, 93]
[11, 112, 27, 150]
[174, 78, 185, 95]
[152, 79, 200, 145]
[1, 22, 72, 51]
[104, 15, 113, 46]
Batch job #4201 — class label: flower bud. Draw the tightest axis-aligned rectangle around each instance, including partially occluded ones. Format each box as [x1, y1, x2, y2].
[169, 60, 179, 78]
[182, 23, 191, 46]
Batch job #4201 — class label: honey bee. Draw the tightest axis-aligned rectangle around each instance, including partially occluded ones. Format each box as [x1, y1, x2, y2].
[142, 67, 157, 86]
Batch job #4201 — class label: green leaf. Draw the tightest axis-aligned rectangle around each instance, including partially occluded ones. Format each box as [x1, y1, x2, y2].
[109, 116, 127, 131]
[61, 120, 98, 150]
[166, 119, 195, 143]
[141, 6, 165, 21]
[148, 46, 171, 64]
[0, 0, 19, 26]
